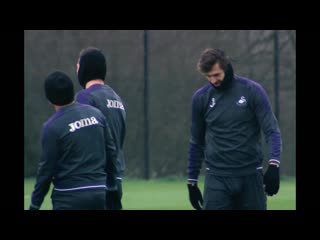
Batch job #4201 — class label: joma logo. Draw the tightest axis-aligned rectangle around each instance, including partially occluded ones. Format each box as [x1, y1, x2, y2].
[68, 117, 99, 132]
[107, 99, 124, 110]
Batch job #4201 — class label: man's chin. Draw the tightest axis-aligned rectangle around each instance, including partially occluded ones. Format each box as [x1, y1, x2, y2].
[213, 83, 222, 88]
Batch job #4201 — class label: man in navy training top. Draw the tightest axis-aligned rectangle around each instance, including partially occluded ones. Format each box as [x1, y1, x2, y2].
[76, 47, 126, 210]
[187, 48, 282, 210]
[29, 71, 118, 210]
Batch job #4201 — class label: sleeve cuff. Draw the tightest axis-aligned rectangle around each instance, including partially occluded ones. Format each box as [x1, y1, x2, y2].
[269, 159, 280, 167]
[187, 179, 198, 182]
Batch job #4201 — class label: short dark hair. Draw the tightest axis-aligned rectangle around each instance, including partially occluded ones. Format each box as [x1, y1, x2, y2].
[77, 47, 106, 88]
[78, 46, 101, 59]
[44, 71, 74, 106]
[197, 48, 230, 74]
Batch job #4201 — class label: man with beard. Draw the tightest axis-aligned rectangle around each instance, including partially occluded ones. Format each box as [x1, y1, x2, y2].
[187, 48, 282, 210]
[75, 47, 126, 210]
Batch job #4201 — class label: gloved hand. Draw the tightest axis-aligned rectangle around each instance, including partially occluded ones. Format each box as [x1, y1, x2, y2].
[116, 178, 123, 202]
[106, 190, 121, 210]
[106, 179, 122, 210]
[264, 164, 280, 196]
[187, 182, 203, 210]
[29, 205, 39, 210]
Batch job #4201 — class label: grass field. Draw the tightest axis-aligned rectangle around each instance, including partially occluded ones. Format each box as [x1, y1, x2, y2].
[24, 176, 296, 210]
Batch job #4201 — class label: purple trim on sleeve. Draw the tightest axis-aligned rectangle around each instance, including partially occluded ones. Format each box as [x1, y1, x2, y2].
[187, 143, 205, 180]
[238, 76, 272, 113]
[271, 131, 281, 160]
[237, 76, 281, 163]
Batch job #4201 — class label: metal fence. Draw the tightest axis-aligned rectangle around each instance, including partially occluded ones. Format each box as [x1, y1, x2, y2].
[24, 30, 296, 177]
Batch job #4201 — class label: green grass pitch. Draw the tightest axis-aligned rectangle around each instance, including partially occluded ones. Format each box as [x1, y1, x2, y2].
[24, 176, 295, 210]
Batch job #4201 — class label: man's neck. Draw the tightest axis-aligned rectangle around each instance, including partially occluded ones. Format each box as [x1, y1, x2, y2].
[54, 101, 75, 111]
[85, 79, 104, 89]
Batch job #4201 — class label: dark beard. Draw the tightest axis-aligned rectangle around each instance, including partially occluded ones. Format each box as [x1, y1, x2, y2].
[211, 63, 234, 90]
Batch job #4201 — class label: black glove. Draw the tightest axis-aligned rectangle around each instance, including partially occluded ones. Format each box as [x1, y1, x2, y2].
[106, 190, 121, 210]
[264, 164, 280, 196]
[29, 205, 39, 210]
[116, 179, 123, 201]
[106, 179, 122, 210]
[187, 182, 203, 210]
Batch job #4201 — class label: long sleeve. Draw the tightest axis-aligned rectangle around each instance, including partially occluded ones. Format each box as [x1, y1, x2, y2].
[253, 84, 282, 165]
[30, 125, 58, 209]
[187, 94, 205, 181]
[103, 118, 118, 191]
